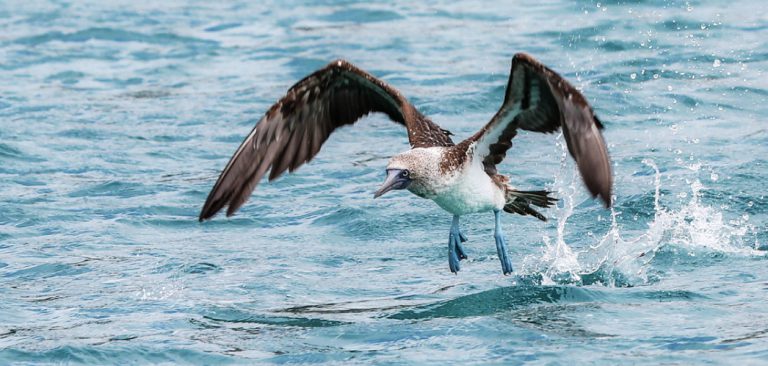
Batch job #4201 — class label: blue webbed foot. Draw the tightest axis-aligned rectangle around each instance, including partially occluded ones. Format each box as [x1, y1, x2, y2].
[456, 230, 468, 260]
[493, 209, 514, 275]
[448, 230, 462, 273]
[448, 215, 467, 273]
[494, 233, 514, 275]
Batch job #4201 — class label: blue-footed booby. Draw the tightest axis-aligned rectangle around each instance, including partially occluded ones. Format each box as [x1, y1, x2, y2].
[199, 53, 612, 275]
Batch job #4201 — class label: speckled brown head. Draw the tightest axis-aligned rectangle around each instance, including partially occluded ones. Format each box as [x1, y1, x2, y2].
[374, 148, 445, 199]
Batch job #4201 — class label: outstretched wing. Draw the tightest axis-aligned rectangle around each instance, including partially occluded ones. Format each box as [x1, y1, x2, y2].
[199, 59, 454, 221]
[466, 53, 612, 207]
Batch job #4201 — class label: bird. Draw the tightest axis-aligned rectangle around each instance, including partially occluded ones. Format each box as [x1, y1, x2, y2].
[199, 53, 612, 275]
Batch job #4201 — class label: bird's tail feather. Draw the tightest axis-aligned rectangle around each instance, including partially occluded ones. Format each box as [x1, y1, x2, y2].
[503, 189, 557, 221]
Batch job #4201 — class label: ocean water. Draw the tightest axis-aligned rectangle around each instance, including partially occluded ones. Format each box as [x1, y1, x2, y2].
[1, 0, 767, 364]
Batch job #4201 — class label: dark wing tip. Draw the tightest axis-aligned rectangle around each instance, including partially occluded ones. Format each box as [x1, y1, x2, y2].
[599, 174, 612, 208]
[593, 113, 605, 130]
[329, 58, 352, 67]
[602, 191, 612, 208]
[512, 52, 533, 63]
[199, 196, 223, 222]
[573, 128, 613, 209]
[198, 209, 213, 223]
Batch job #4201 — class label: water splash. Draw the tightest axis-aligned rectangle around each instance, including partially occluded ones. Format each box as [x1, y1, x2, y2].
[523, 148, 762, 288]
[525, 134, 584, 285]
[636, 161, 759, 256]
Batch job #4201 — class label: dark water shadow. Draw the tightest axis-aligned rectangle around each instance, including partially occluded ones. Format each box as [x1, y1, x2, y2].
[387, 284, 706, 321]
[277, 294, 439, 316]
[388, 285, 602, 320]
[201, 306, 349, 328]
[507, 303, 614, 338]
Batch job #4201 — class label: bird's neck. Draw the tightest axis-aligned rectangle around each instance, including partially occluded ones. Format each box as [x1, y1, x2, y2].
[405, 146, 466, 199]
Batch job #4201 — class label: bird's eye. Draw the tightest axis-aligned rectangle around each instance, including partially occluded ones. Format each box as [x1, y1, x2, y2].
[401, 170, 410, 177]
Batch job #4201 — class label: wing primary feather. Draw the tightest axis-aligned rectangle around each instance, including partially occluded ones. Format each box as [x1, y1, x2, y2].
[199, 59, 455, 220]
[269, 125, 300, 181]
[289, 123, 311, 172]
[521, 69, 531, 110]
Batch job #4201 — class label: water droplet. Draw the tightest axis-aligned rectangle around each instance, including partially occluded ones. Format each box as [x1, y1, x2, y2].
[667, 85, 673, 91]
[710, 172, 719, 181]
[653, 73, 660, 79]
[713, 59, 721, 68]
[630, 73, 637, 80]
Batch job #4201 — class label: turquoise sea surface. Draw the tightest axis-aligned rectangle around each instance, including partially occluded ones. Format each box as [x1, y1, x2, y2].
[1, 0, 767, 364]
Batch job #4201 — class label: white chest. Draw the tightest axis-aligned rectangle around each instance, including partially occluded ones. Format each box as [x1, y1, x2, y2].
[393, 147, 505, 216]
[429, 161, 506, 215]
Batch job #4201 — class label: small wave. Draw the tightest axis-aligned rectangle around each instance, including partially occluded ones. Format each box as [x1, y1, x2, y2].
[0, 346, 233, 365]
[204, 22, 243, 32]
[0, 143, 25, 160]
[201, 306, 348, 328]
[123, 90, 172, 99]
[4, 263, 90, 280]
[14, 27, 218, 47]
[67, 180, 150, 199]
[322, 8, 405, 23]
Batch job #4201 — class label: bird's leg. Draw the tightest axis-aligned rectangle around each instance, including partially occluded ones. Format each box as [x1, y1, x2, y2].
[493, 209, 514, 275]
[448, 215, 466, 273]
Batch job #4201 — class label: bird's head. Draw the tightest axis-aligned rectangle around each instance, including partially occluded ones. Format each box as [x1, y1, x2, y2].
[374, 152, 423, 198]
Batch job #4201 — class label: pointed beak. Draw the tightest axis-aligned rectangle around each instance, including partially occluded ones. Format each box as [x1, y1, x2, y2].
[374, 169, 409, 198]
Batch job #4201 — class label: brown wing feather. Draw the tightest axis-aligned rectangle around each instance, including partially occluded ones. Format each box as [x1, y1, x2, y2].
[460, 52, 612, 207]
[199, 59, 454, 221]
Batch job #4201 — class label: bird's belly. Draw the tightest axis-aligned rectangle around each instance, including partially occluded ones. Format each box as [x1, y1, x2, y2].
[431, 173, 505, 216]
